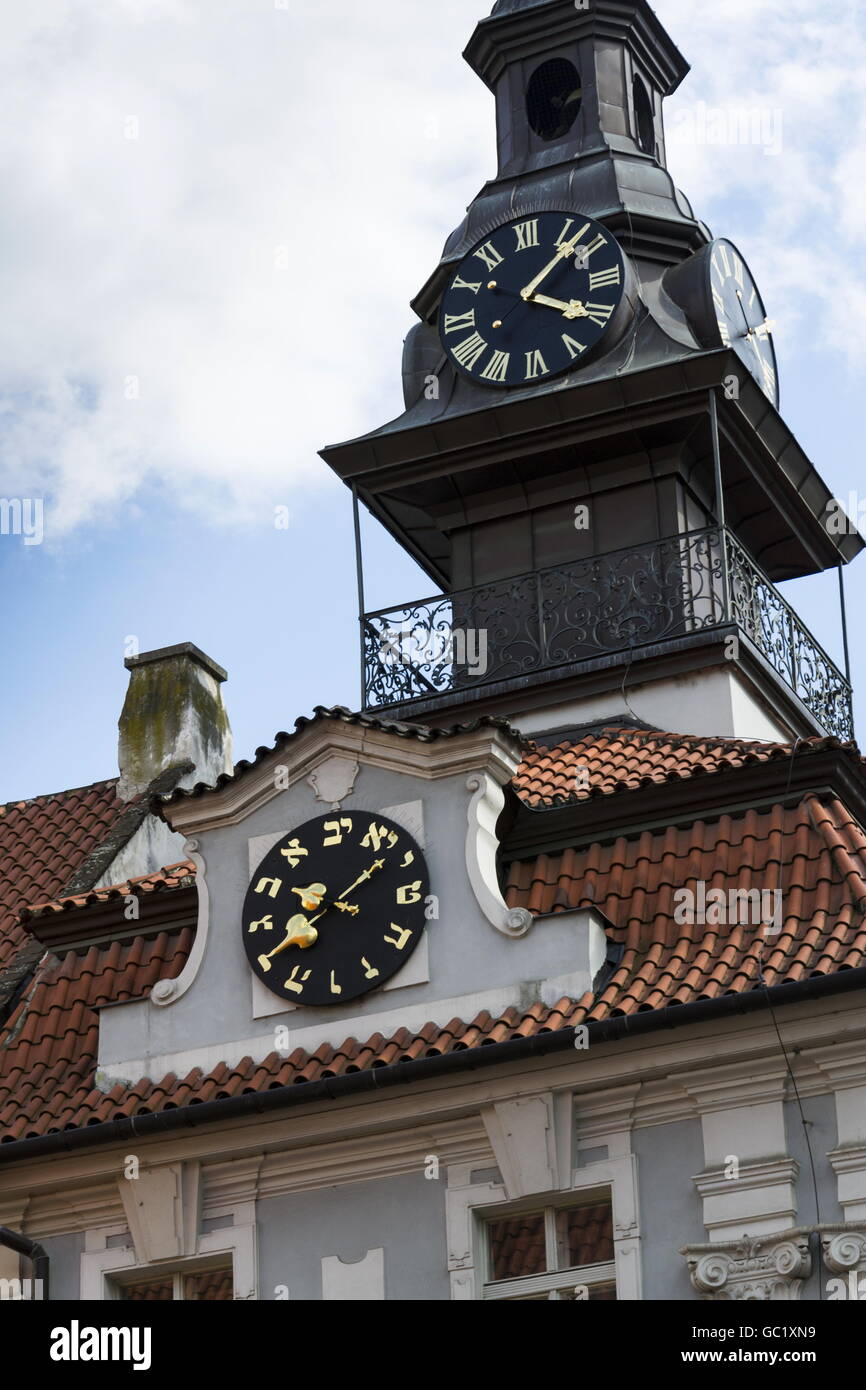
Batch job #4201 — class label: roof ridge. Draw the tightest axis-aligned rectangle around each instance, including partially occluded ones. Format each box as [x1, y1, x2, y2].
[532, 727, 806, 756]
[21, 861, 197, 921]
[157, 706, 526, 811]
[585, 727, 799, 750]
[0, 776, 120, 816]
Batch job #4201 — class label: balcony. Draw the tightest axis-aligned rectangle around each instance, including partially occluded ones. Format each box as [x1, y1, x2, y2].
[361, 527, 854, 740]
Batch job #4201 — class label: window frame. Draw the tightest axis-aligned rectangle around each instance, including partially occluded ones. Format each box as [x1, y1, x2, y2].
[446, 1152, 641, 1300]
[110, 1253, 234, 1302]
[81, 1221, 256, 1301]
[479, 1188, 616, 1301]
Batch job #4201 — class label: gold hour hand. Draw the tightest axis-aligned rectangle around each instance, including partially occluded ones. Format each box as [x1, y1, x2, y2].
[530, 293, 588, 319]
[257, 913, 318, 972]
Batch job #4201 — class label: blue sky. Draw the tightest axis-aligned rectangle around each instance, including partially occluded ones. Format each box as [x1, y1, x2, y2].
[2, 0, 865, 802]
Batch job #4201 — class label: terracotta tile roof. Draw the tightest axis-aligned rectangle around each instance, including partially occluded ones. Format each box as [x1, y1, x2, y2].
[514, 726, 846, 808]
[21, 862, 196, 922]
[2, 792, 866, 1146]
[0, 928, 193, 1144]
[505, 794, 866, 1012]
[0, 780, 127, 974]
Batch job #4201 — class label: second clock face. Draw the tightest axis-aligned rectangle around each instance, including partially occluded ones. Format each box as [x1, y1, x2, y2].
[242, 813, 428, 1007]
[708, 238, 778, 406]
[439, 211, 627, 389]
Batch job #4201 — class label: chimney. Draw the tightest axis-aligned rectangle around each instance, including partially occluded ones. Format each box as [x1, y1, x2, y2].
[117, 643, 234, 802]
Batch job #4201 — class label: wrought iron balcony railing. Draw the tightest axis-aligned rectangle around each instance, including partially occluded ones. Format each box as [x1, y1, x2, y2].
[362, 526, 853, 740]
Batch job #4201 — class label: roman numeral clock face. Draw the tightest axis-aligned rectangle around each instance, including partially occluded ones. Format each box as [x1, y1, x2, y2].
[242, 813, 428, 1006]
[439, 211, 627, 388]
[708, 238, 779, 406]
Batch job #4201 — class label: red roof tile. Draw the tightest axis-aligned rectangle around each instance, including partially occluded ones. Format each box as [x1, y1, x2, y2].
[0, 780, 127, 973]
[514, 726, 843, 808]
[504, 794, 866, 1015]
[21, 862, 196, 922]
[2, 789, 865, 1146]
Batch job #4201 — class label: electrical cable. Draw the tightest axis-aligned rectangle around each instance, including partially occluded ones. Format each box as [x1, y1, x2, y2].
[754, 735, 824, 1296]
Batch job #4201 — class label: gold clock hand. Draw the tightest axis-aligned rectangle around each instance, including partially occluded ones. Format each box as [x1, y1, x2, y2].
[336, 858, 386, 901]
[257, 859, 389, 971]
[520, 223, 590, 302]
[257, 912, 321, 970]
[529, 293, 589, 319]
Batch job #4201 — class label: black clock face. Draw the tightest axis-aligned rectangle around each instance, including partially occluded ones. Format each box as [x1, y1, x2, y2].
[708, 238, 778, 406]
[242, 813, 429, 1007]
[439, 211, 627, 389]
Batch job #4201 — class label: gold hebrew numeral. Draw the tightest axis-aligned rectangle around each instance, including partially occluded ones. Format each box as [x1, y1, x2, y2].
[279, 839, 308, 868]
[323, 818, 353, 846]
[362, 823, 398, 852]
[396, 881, 422, 905]
[248, 915, 274, 933]
[285, 966, 312, 996]
[384, 924, 413, 951]
[254, 877, 282, 899]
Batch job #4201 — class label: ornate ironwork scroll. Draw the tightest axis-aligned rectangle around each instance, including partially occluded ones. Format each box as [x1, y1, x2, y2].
[363, 528, 853, 740]
[727, 537, 853, 740]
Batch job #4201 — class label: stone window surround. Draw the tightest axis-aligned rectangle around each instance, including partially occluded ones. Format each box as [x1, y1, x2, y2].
[446, 1152, 642, 1301]
[80, 1222, 256, 1301]
[479, 1193, 617, 1301]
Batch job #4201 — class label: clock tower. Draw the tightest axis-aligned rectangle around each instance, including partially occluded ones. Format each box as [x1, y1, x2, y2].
[321, 0, 861, 744]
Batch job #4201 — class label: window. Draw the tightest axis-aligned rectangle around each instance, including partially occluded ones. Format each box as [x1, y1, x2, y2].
[526, 59, 582, 142]
[482, 1194, 616, 1301]
[114, 1263, 233, 1301]
[633, 74, 655, 155]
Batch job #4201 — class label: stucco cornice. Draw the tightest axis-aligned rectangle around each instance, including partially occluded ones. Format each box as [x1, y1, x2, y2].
[159, 716, 526, 835]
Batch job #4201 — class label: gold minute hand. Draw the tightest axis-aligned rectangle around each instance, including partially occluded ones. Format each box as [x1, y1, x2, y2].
[520, 222, 590, 302]
[337, 858, 386, 901]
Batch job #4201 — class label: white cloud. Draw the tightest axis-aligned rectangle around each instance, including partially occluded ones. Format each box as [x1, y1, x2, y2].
[658, 0, 866, 367]
[2, 0, 865, 534]
[0, 0, 489, 533]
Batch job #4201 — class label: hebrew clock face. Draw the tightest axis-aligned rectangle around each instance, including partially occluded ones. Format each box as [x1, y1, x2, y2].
[707, 238, 778, 406]
[439, 210, 627, 388]
[242, 812, 429, 1006]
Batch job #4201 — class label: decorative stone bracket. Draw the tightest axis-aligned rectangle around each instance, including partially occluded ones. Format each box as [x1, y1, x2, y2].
[821, 1225, 866, 1299]
[681, 1228, 812, 1300]
[465, 773, 533, 938]
[822, 1226, 866, 1275]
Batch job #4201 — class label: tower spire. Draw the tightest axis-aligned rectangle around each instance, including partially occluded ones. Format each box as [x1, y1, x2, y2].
[320, 0, 862, 745]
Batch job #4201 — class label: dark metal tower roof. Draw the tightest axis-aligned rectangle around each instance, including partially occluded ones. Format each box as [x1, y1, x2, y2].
[490, 0, 553, 11]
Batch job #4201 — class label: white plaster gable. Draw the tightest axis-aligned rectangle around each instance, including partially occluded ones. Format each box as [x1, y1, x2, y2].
[96, 717, 611, 1086]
